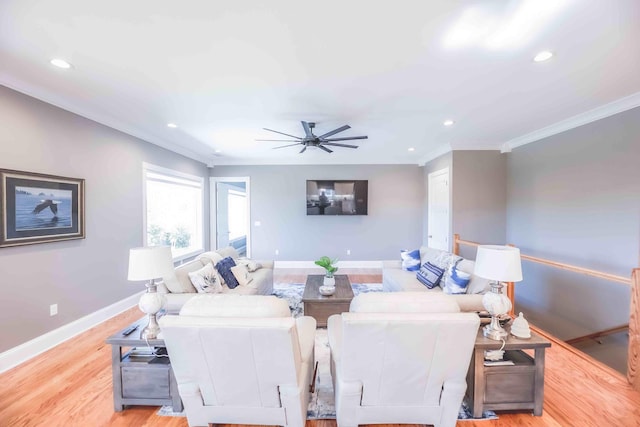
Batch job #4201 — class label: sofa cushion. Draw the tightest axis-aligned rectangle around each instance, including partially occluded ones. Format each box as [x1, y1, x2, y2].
[416, 262, 445, 289]
[456, 259, 491, 294]
[188, 263, 223, 293]
[216, 246, 240, 259]
[197, 251, 224, 266]
[163, 259, 201, 294]
[350, 292, 460, 313]
[400, 249, 421, 271]
[442, 260, 472, 295]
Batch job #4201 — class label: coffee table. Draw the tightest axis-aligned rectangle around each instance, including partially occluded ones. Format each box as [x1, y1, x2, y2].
[302, 274, 354, 327]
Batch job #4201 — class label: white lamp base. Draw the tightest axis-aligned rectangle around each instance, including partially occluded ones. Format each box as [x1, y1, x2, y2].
[482, 281, 512, 341]
[138, 282, 166, 340]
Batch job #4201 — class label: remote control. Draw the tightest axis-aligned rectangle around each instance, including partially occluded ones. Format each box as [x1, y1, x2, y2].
[122, 325, 138, 336]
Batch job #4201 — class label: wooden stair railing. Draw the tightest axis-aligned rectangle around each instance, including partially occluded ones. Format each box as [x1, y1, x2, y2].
[629, 269, 640, 391]
[453, 234, 639, 389]
[452, 234, 515, 316]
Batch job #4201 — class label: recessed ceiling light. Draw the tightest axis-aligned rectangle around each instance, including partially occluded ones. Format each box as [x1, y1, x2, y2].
[408, 147, 415, 152]
[533, 51, 553, 62]
[50, 58, 72, 69]
[167, 123, 178, 128]
[443, 120, 455, 126]
[215, 149, 222, 153]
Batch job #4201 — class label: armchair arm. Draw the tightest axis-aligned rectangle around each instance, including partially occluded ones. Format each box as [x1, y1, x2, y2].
[295, 316, 316, 365]
[327, 314, 343, 366]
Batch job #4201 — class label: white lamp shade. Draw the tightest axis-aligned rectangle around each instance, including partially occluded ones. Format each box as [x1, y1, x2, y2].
[127, 246, 174, 281]
[474, 245, 523, 282]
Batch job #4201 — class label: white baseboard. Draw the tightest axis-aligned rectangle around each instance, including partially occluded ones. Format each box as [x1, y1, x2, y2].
[0, 291, 143, 374]
[275, 260, 383, 269]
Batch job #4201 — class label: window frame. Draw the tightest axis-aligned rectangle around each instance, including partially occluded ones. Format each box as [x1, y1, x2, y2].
[142, 162, 205, 262]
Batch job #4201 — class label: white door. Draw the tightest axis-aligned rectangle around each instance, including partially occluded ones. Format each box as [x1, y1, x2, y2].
[211, 177, 251, 257]
[427, 168, 450, 251]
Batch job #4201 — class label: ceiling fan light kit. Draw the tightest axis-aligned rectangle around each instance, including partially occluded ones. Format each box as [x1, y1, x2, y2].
[256, 121, 368, 154]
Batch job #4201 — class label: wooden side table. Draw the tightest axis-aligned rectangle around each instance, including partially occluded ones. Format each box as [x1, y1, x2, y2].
[466, 328, 551, 417]
[302, 274, 354, 327]
[105, 317, 183, 412]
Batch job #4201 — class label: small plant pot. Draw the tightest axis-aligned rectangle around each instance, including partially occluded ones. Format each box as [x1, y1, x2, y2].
[323, 275, 336, 287]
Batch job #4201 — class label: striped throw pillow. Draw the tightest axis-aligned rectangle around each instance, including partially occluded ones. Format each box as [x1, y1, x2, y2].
[416, 262, 445, 289]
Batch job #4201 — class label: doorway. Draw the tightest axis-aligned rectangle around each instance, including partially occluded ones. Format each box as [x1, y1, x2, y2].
[427, 168, 450, 251]
[210, 177, 250, 257]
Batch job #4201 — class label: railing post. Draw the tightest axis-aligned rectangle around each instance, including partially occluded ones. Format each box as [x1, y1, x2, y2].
[628, 269, 640, 390]
[453, 234, 460, 256]
[506, 243, 517, 317]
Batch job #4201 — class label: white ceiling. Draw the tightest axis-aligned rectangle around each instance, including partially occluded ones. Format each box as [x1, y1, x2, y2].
[1, 0, 640, 166]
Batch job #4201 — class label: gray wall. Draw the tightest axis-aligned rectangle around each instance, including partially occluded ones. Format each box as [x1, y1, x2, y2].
[210, 165, 425, 261]
[507, 107, 640, 339]
[452, 151, 507, 258]
[422, 151, 506, 258]
[0, 85, 209, 352]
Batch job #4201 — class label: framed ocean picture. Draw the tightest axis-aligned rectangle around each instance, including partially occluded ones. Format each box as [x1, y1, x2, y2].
[0, 169, 85, 247]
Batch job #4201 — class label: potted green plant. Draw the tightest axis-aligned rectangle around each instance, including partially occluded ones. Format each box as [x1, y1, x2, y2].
[315, 256, 338, 287]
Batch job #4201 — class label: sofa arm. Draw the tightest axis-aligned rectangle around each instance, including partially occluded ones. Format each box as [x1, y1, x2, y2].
[382, 260, 402, 269]
[254, 260, 274, 269]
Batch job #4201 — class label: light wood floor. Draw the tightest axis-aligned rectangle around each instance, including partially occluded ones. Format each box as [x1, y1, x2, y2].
[2, 272, 640, 427]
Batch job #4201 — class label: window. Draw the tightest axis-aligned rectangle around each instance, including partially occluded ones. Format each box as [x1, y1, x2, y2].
[143, 163, 204, 260]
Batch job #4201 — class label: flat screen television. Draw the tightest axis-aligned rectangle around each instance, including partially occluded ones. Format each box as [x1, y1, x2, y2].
[306, 180, 368, 215]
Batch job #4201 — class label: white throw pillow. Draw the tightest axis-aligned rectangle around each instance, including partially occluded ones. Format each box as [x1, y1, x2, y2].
[188, 263, 223, 293]
[231, 264, 254, 287]
[236, 258, 263, 272]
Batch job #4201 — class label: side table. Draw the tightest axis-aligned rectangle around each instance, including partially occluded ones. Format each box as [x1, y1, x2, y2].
[105, 317, 183, 412]
[466, 328, 551, 417]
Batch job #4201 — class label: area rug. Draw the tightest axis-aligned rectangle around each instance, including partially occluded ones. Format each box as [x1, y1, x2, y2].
[158, 282, 497, 420]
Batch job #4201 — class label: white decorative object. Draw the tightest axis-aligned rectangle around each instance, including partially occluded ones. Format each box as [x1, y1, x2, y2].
[475, 245, 523, 341]
[323, 275, 336, 287]
[319, 285, 335, 296]
[128, 246, 174, 339]
[511, 312, 532, 339]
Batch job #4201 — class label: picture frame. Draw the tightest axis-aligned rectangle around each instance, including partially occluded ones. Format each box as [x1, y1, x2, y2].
[0, 169, 85, 247]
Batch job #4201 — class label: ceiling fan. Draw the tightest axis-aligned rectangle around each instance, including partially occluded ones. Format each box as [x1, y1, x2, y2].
[256, 121, 368, 153]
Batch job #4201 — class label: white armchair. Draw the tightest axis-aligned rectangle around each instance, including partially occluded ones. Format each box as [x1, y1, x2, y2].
[158, 295, 316, 427]
[328, 292, 480, 427]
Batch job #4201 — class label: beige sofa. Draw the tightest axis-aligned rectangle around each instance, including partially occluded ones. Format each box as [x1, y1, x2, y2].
[158, 247, 274, 311]
[382, 246, 491, 312]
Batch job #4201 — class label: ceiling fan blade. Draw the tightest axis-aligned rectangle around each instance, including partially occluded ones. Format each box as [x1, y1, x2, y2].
[300, 146, 307, 154]
[317, 124, 350, 139]
[263, 128, 303, 140]
[321, 142, 359, 149]
[255, 139, 299, 142]
[301, 121, 313, 137]
[273, 143, 302, 149]
[322, 135, 368, 142]
[318, 145, 333, 153]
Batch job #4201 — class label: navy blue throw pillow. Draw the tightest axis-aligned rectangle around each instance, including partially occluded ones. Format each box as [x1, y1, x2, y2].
[416, 262, 445, 289]
[216, 256, 239, 289]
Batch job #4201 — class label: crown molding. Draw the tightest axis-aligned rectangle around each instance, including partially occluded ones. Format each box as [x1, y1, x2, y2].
[0, 77, 211, 165]
[504, 92, 640, 151]
[417, 143, 452, 166]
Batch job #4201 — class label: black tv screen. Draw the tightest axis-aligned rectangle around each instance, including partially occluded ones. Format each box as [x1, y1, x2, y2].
[306, 180, 368, 215]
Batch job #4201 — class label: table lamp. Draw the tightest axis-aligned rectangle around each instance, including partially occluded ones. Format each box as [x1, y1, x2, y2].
[127, 246, 174, 339]
[474, 245, 523, 340]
